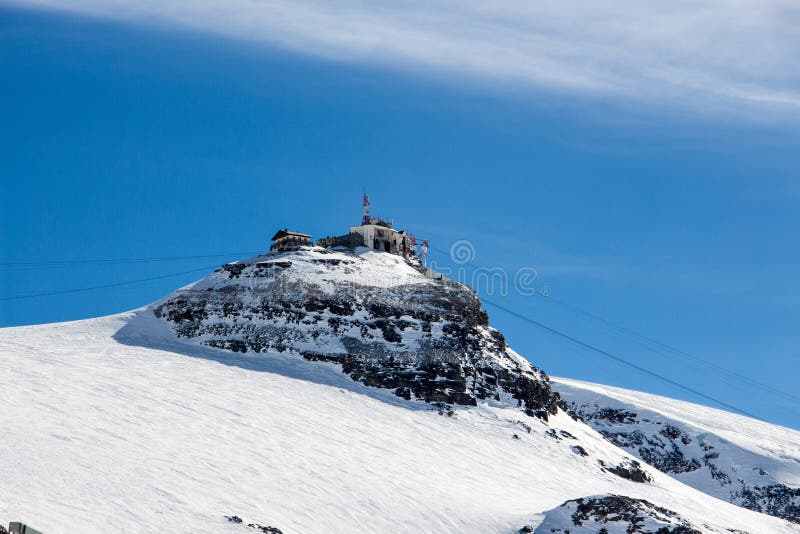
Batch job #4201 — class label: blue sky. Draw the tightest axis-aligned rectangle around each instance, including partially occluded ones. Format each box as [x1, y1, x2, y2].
[1, 5, 799, 428]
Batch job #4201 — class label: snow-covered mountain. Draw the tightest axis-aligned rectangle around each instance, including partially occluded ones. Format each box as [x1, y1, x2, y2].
[1, 247, 798, 533]
[554, 377, 800, 525]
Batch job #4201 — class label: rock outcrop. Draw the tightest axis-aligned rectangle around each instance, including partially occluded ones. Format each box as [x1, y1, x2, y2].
[154, 247, 563, 420]
[529, 494, 704, 534]
[557, 382, 800, 524]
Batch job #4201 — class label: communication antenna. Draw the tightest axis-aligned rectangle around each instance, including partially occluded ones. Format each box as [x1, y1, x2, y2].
[362, 188, 370, 225]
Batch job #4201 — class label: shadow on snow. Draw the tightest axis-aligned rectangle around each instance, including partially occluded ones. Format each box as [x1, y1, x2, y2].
[113, 309, 436, 413]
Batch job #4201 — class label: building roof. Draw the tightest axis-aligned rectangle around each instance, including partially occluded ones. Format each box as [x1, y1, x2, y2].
[271, 229, 312, 241]
[351, 223, 403, 233]
[367, 216, 393, 228]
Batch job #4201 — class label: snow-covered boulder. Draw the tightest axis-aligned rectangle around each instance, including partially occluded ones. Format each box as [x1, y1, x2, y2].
[528, 494, 704, 533]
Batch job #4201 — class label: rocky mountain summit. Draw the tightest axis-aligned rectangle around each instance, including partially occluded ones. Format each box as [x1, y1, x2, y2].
[153, 246, 563, 420]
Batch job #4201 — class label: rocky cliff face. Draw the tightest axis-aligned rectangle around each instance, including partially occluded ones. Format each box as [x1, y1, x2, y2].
[555, 380, 800, 525]
[153, 247, 563, 420]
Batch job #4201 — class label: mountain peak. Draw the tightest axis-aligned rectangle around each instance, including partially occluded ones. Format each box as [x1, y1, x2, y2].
[153, 246, 563, 420]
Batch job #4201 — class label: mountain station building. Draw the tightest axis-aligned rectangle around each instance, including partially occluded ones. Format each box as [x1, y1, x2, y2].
[270, 229, 312, 252]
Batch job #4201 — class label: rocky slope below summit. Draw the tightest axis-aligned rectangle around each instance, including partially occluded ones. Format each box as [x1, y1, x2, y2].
[153, 247, 563, 420]
[554, 377, 800, 525]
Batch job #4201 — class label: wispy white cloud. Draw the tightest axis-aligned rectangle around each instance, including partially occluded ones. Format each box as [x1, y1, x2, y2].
[8, 0, 800, 117]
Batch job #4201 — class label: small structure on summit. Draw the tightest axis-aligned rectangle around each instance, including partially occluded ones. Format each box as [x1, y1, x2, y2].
[317, 191, 412, 256]
[270, 229, 312, 252]
[270, 192, 427, 260]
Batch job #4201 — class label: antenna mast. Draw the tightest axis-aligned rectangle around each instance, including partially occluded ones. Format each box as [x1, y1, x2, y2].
[362, 188, 370, 225]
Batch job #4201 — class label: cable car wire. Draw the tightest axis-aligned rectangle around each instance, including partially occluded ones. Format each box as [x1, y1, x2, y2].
[480, 296, 763, 420]
[426, 243, 798, 410]
[0, 265, 219, 301]
[544, 295, 800, 405]
[0, 252, 260, 270]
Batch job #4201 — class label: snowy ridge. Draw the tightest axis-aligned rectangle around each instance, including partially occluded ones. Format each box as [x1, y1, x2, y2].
[553, 377, 800, 524]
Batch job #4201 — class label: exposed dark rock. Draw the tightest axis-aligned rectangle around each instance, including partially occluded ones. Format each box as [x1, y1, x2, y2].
[733, 484, 800, 523]
[247, 523, 283, 534]
[559, 430, 576, 440]
[225, 515, 282, 532]
[563, 396, 800, 523]
[544, 429, 561, 441]
[570, 495, 700, 533]
[578, 406, 637, 425]
[533, 494, 703, 533]
[222, 263, 247, 278]
[571, 445, 589, 457]
[206, 339, 249, 353]
[256, 261, 292, 269]
[599, 458, 652, 483]
[431, 402, 455, 417]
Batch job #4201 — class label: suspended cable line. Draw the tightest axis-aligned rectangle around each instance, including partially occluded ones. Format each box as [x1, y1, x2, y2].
[480, 297, 763, 420]
[426, 243, 799, 409]
[0, 251, 260, 270]
[543, 295, 800, 405]
[0, 265, 219, 301]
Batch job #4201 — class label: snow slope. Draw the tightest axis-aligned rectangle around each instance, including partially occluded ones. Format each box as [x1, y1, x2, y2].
[0, 313, 795, 533]
[553, 377, 800, 524]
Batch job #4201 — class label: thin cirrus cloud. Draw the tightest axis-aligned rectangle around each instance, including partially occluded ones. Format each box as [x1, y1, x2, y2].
[9, 0, 800, 118]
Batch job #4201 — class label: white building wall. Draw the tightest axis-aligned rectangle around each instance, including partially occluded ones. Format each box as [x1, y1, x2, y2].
[349, 224, 409, 254]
